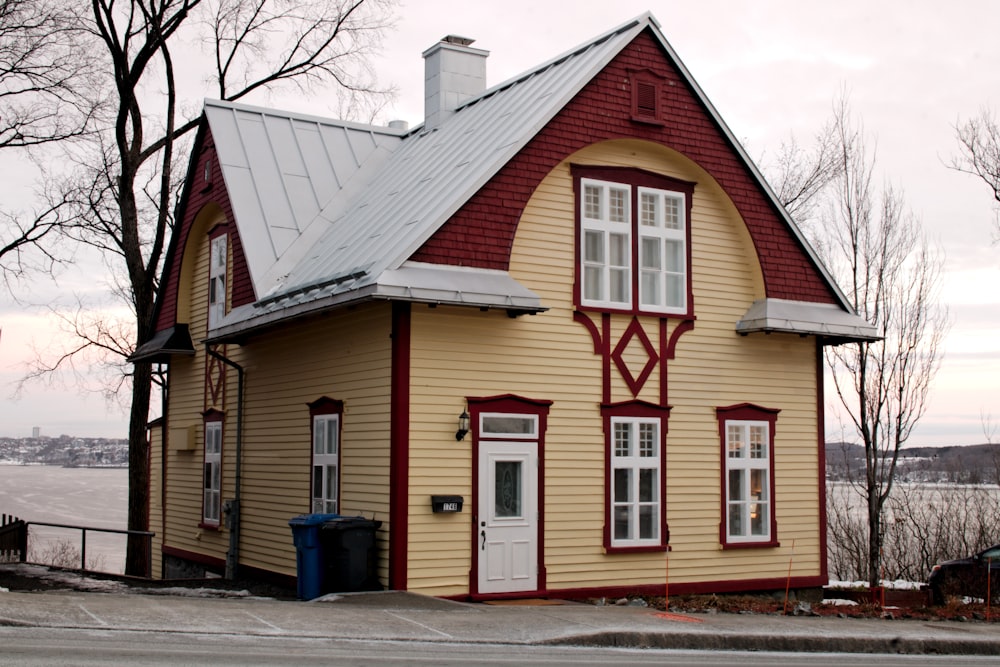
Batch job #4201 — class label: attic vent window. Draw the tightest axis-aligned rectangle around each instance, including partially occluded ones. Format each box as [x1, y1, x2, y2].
[629, 69, 666, 126]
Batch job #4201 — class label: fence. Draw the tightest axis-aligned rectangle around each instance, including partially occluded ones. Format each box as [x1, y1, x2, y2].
[0, 514, 27, 562]
[0, 513, 154, 578]
[24, 521, 155, 578]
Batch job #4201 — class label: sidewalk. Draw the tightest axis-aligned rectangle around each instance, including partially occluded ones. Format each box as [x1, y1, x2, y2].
[2, 584, 999, 655]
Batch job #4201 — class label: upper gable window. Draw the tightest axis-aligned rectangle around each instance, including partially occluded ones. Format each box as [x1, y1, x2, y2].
[574, 166, 695, 317]
[208, 233, 227, 328]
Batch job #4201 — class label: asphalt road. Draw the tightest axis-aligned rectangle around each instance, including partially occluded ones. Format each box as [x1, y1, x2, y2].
[2, 627, 999, 667]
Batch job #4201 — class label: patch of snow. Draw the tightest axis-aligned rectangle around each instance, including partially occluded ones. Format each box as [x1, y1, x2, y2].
[827, 579, 925, 590]
[821, 598, 859, 606]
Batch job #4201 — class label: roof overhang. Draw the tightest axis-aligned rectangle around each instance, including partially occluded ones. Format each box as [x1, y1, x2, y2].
[128, 324, 196, 363]
[374, 262, 546, 314]
[736, 298, 880, 344]
[204, 262, 546, 344]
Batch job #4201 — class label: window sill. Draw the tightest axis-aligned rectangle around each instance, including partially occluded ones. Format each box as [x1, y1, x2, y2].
[721, 539, 780, 550]
[576, 303, 693, 319]
[605, 543, 670, 555]
[198, 522, 221, 531]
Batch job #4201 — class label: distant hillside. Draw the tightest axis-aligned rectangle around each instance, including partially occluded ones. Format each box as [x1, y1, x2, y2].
[826, 442, 1000, 485]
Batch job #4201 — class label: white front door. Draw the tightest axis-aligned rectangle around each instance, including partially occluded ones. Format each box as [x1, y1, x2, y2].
[477, 440, 537, 594]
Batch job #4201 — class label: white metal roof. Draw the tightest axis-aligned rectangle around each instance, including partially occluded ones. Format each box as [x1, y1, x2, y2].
[199, 12, 871, 343]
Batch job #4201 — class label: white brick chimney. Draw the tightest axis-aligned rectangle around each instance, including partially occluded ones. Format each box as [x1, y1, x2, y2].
[422, 35, 488, 130]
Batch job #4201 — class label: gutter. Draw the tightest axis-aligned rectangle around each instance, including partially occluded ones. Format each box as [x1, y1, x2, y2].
[204, 344, 245, 580]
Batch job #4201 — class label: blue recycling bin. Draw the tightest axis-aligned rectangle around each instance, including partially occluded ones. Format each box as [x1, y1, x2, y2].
[288, 513, 340, 600]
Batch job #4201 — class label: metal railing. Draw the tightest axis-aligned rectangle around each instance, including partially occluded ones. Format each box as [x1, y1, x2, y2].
[26, 521, 155, 578]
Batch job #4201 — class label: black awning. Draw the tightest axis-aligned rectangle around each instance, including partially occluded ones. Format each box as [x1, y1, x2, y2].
[128, 324, 196, 363]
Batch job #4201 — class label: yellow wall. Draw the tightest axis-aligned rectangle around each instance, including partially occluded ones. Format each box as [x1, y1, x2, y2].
[148, 422, 163, 579]
[163, 206, 393, 581]
[163, 137, 823, 597]
[405, 139, 822, 595]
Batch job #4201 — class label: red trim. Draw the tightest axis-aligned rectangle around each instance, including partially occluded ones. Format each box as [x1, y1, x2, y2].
[600, 401, 671, 553]
[715, 404, 780, 549]
[610, 317, 659, 397]
[601, 314, 611, 404]
[665, 319, 695, 360]
[510, 575, 828, 602]
[573, 311, 602, 353]
[389, 302, 411, 590]
[628, 67, 667, 126]
[308, 398, 344, 514]
[816, 340, 829, 583]
[467, 394, 552, 596]
[658, 318, 668, 406]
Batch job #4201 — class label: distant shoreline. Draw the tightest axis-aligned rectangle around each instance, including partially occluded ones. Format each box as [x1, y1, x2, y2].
[0, 461, 128, 468]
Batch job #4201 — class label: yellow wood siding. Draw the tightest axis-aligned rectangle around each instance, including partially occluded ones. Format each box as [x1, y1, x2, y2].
[148, 423, 163, 579]
[405, 139, 822, 595]
[163, 205, 392, 581]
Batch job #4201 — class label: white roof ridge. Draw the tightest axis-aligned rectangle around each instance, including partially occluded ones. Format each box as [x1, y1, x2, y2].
[204, 98, 407, 137]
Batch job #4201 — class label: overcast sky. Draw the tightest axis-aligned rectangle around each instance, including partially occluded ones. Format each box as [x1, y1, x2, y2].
[1, 0, 998, 445]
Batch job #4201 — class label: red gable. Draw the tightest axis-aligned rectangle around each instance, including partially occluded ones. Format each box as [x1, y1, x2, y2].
[412, 28, 838, 305]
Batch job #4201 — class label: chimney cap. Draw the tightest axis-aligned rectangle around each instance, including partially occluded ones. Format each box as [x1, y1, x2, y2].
[441, 35, 475, 47]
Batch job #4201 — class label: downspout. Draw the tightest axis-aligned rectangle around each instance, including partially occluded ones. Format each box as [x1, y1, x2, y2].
[204, 344, 244, 580]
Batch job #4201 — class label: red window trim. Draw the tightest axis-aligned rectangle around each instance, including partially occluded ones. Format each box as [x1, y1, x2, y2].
[200, 409, 224, 529]
[715, 403, 780, 549]
[601, 400, 671, 554]
[571, 164, 696, 319]
[628, 67, 666, 126]
[308, 397, 344, 513]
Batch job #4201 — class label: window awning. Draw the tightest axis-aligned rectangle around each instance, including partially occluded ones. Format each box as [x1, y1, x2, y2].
[374, 262, 547, 314]
[736, 298, 880, 344]
[128, 324, 196, 363]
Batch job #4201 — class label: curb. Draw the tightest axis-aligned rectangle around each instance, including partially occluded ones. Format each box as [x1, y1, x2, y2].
[548, 631, 1000, 655]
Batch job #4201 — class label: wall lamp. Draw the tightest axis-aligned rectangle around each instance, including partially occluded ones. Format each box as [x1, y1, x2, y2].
[455, 410, 470, 441]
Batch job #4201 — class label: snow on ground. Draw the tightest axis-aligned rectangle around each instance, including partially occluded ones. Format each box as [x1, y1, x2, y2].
[828, 579, 925, 590]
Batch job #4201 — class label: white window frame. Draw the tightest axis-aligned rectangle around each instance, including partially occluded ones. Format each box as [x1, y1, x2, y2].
[208, 234, 227, 328]
[580, 178, 632, 309]
[638, 187, 687, 312]
[312, 414, 340, 514]
[609, 416, 661, 548]
[203, 421, 222, 525]
[724, 420, 771, 543]
[579, 178, 688, 315]
[479, 412, 539, 439]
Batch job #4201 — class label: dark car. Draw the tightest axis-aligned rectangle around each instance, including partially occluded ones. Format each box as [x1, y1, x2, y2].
[928, 544, 1000, 605]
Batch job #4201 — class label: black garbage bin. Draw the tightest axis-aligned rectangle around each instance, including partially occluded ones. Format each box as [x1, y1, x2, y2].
[320, 516, 382, 593]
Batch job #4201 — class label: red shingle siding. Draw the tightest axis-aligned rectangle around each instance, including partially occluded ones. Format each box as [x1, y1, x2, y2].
[411, 29, 837, 304]
[155, 125, 255, 332]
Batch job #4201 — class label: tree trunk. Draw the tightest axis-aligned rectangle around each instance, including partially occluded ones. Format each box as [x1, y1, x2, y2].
[867, 491, 881, 588]
[125, 360, 152, 577]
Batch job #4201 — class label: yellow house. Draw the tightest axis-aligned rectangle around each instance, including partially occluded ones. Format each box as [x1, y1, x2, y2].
[133, 13, 876, 600]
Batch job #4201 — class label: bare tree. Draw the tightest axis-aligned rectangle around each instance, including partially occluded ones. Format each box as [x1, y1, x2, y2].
[21, 0, 395, 577]
[762, 118, 845, 228]
[0, 0, 100, 283]
[951, 107, 1000, 241]
[0, 0, 97, 148]
[820, 99, 949, 588]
